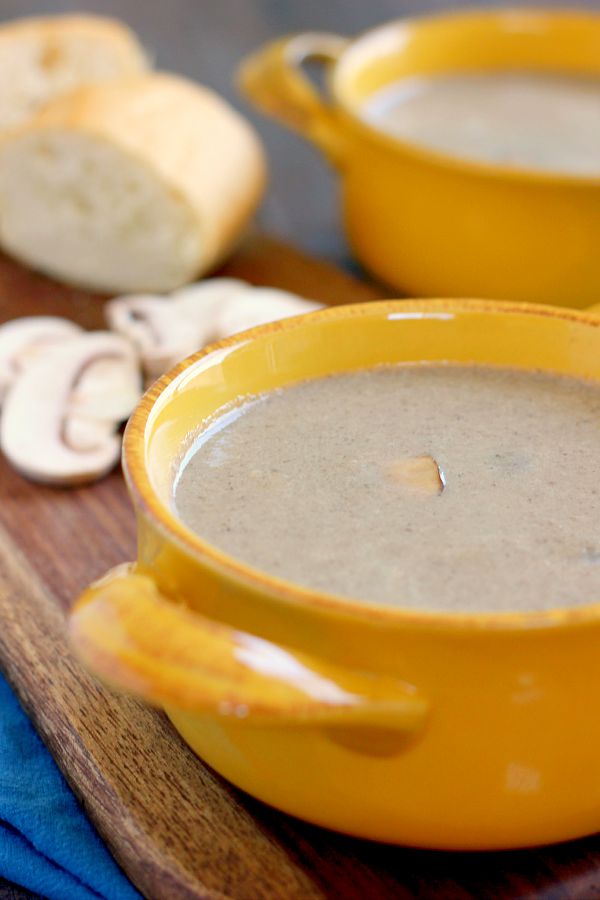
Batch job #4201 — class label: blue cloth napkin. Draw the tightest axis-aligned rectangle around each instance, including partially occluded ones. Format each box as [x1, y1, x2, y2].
[0, 673, 141, 900]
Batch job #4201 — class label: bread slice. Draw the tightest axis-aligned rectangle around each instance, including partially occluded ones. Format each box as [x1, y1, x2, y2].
[0, 73, 266, 293]
[0, 15, 148, 131]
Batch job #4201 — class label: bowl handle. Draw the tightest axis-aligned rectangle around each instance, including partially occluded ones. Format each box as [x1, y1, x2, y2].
[237, 33, 349, 166]
[69, 563, 427, 744]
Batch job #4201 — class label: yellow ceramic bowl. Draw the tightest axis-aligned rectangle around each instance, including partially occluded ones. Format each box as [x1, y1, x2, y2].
[239, 9, 600, 306]
[71, 299, 600, 850]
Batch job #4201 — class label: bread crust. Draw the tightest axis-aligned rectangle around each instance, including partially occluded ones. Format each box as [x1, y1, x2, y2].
[0, 13, 148, 72]
[0, 73, 266, 291]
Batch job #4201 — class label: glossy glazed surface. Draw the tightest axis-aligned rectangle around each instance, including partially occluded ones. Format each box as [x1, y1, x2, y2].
[70, 300, 600, 849]
[239, 10, 600, 305]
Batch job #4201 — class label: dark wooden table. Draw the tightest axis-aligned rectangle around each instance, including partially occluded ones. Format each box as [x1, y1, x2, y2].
[0, 2, 599, 898]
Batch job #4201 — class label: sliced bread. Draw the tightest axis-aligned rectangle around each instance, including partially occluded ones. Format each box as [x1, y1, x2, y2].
[0, 73, 266, 292]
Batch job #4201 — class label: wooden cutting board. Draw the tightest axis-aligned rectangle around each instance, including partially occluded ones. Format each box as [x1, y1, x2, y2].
[1, 236, 599, 900]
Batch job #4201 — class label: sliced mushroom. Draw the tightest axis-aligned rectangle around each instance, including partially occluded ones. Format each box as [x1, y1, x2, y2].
[107, 279, 321, 383]
[387, 455, 446, 495]
[69, 353, 142, 422]
[105, 294, 189, 383]
[215, 287, 322, 338]
[106, 278, 249, 382]
[174, 278, 251, 317]
[0, 316, 82, 404]
[1, 332, 141, 485]
[64, 347, 142, 452]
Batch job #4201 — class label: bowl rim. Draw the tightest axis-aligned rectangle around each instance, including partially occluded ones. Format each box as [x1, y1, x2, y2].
[123, 298, 600, 632]
[328, 6, 600, 188]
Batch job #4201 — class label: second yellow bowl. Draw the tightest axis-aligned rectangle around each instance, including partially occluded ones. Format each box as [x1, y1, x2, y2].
[239, 9, 600, 306]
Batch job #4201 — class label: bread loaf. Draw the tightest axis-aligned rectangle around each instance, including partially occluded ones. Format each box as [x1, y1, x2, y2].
[0, 15, 148, 131]
[0, 73, 266, 293]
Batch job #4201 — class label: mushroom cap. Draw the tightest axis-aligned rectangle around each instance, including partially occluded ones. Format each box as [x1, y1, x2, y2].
[106, 279, 320, 383]
[106, 278, 250, 381]
[216, 287, 321, 338]
[0, 315, 82, 403]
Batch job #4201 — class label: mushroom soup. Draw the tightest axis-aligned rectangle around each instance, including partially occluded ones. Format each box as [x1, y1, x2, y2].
[173, 364, 600, 613]
[361, 72, 600, 175]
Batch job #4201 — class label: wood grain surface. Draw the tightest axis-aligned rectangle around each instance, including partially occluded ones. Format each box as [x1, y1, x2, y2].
[1, 238, 600, 900]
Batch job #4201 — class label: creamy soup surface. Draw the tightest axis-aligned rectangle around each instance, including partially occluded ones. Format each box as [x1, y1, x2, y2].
[361, 71, 600, 175]
[173, 365, 600, 613]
